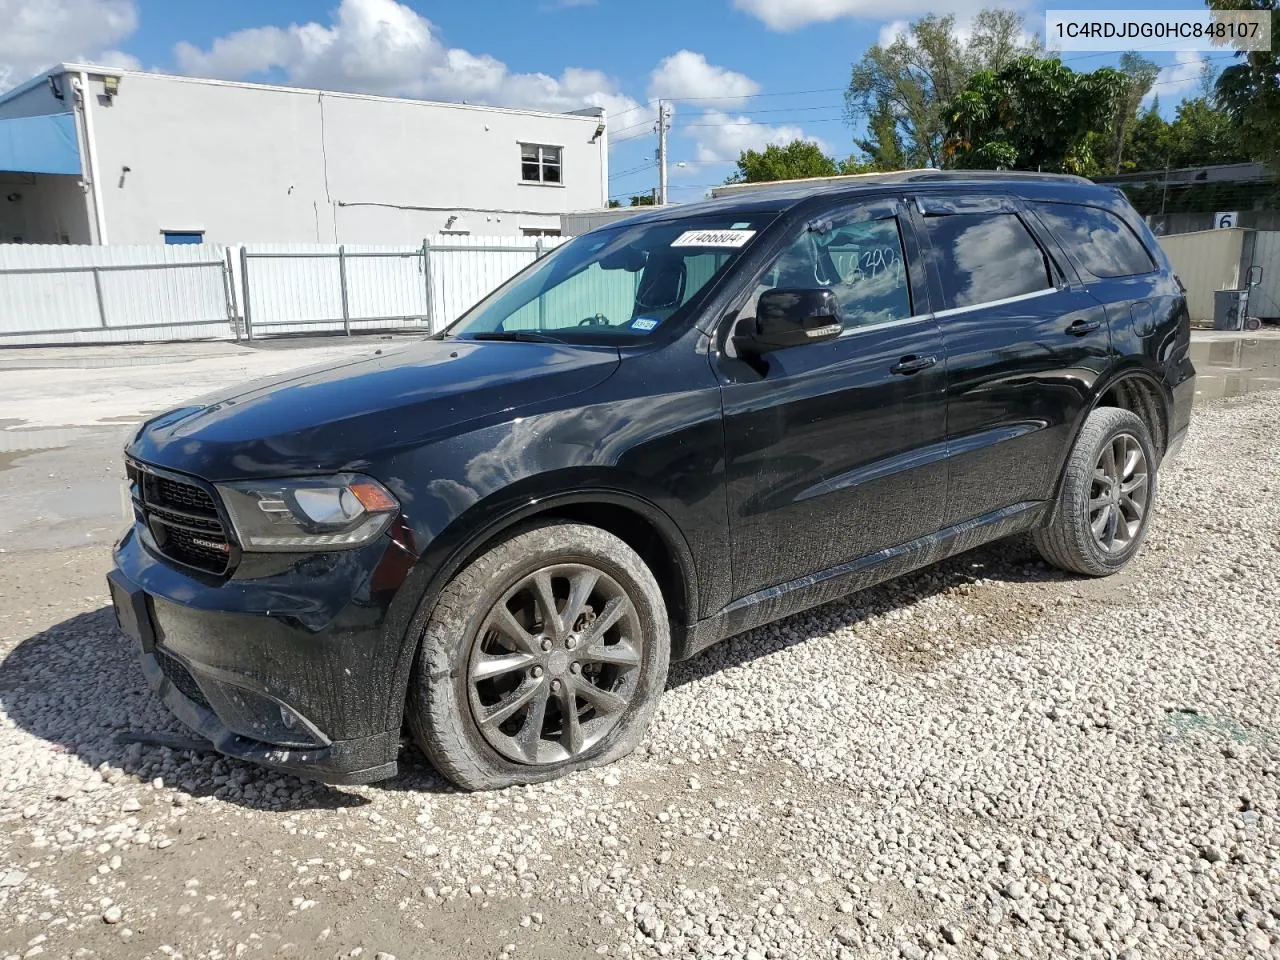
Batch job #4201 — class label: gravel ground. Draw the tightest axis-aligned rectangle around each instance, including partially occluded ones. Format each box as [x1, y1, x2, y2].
[1, 388, 1278, 960]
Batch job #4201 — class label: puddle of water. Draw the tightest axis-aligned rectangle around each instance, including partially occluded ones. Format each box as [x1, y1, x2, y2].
[0, 426, 90, 454]
[0, 354, 191, 371]
[1190, 336, 1280, 400]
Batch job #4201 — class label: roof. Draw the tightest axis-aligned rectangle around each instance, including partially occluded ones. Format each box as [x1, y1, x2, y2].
[1096, 162, 1273, 187]
[617, 170, 1104, 226]
[0, 62, 605, 124]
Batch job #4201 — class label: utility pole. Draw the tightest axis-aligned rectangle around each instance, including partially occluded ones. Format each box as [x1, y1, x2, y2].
[655, 100, 670, 206]
[1159, 157, 1170, 216]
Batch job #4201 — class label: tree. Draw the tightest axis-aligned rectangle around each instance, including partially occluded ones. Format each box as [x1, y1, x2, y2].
[942, 57, 1127, 173]
[1161, 96, 1248, 167]
[845, 9, 1040, 168]
[1110, 52, 1159, 173]
[855, 101, 906, 171]
[727, 140, 841, 183]
[1209, 0, 1280, 168]
[605, 194, 655, 208]
[1125, 98, 1168, 170]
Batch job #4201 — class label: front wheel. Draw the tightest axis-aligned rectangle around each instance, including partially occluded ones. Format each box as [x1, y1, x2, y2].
[1033, 407, 1158, 577]
[407, 522, 670, 791]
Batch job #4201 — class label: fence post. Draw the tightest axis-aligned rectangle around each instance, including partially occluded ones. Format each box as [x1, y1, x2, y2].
[239, 246, 254, 341]
[421, 238, 435, 333]
[534, 238, 546, 331]
[223, 247, 241, 341]
[337, 244, 351, 336]
[91, 267, 108, 328]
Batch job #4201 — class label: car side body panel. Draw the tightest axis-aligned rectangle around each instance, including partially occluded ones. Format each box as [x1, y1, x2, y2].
[109, 171, 1196, 785]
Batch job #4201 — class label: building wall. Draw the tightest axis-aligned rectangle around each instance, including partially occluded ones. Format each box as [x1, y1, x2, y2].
[0, 174, 90, 243]
[561, 207, 656, 235]
[81, 71, 606, 245]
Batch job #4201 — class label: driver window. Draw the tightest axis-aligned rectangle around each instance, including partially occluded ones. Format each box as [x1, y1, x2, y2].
[740, 215, 913, 330]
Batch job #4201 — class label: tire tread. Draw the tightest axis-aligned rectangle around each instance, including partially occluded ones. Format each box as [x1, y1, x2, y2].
[406, 522, 669, 791]
[1033, 406, 1156, 577]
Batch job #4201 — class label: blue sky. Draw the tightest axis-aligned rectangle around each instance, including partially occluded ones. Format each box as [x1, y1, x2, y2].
[0, 0, 1226, 204]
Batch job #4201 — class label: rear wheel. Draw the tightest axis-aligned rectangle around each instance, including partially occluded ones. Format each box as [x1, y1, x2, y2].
[407, 522, 670, 791]
[1034, 407, 1157, 577]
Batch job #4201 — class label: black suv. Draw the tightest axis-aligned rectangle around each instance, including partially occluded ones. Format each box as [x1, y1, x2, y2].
[109, 171, 1194, 790]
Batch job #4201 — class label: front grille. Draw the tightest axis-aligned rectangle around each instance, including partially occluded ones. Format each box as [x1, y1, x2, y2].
[156, 649, 211, 709]
[127, 460, 233, 575]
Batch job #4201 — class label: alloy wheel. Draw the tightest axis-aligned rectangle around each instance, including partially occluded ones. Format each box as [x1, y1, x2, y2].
[1089, 432, 1149, 553]
[467, 563, 643, 765]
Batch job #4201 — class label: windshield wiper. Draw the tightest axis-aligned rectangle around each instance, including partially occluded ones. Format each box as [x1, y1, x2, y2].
[468, 331, 566, 343]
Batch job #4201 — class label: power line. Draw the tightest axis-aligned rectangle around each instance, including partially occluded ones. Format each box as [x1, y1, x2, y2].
[607, 99, 657, 124]
[677, 115, 849, 128]
[665, 86, 848, 103]
[608, 160, 656, 180]
[609, 115, 660, 137]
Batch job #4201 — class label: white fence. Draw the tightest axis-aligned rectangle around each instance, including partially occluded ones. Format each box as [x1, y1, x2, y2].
[1250, 231, 1280, 320]
[0, 235, 569, 346]
[1156, 228, 1280, 323]
[0, 244, 236, 345]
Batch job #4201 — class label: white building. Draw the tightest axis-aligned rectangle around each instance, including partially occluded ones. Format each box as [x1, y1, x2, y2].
[0, 64, 608, 246]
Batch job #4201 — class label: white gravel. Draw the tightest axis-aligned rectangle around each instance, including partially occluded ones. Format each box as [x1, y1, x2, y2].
[1, 388, 1278, 959]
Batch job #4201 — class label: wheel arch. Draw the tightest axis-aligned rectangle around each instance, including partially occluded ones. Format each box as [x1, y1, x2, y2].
[383, 487, 700, 737]
[1089, 366, 1172, 455]
[1046, 365, 1171, 506]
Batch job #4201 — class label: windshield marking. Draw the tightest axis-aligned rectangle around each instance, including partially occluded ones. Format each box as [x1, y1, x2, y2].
[671, 229, 756, 248]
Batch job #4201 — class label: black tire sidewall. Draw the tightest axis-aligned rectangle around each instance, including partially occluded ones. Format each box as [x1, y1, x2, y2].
[1068, 410, 1158, 574]
[415, 523, 669, 788]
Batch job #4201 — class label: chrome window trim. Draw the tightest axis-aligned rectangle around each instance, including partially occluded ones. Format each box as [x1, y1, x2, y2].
[837, 313, 931, 338]
[931, 286, 1056, 320]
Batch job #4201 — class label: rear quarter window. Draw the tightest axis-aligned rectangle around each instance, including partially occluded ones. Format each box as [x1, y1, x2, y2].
[1032, 202, 1156, 279]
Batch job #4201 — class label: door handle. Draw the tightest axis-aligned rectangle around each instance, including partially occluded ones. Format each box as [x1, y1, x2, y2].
[890, 354, 938, 375]
[1067, 317, 1102, 336]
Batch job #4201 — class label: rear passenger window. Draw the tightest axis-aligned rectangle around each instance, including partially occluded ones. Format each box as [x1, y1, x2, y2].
[1032, 202, 1156, 279]
[922, 213, 1052, 310]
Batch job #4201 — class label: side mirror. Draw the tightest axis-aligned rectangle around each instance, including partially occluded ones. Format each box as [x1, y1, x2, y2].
[1247, 264, 1263, 287]
[734, 288, 843, 355]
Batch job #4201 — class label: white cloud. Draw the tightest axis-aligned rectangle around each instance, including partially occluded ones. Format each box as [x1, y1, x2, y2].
[1146, 50, 1205, 103]
[647, 50, 760, 109]
[687, 109, 829, 164]
[877, 20, 910, 47]
[0, 0, 137, 91]
[735, 0, 993, 31]
[172, 0, 649, 138]
[875, 15, 1035, 50]
[96, 49, 141, 71]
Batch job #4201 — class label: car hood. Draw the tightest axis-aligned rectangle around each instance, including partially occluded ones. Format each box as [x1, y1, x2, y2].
[128, 338, 621, 481]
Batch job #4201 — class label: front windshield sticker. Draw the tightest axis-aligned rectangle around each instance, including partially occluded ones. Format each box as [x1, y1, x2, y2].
[671, 229, 756, 248]
[631, 317, 659, 331]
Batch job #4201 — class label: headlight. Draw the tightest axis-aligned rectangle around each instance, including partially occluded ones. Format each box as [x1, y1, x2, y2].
[216, 474, 399, 552]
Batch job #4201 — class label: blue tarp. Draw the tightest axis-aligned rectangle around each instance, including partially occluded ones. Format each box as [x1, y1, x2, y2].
[0, 112, 80, 175]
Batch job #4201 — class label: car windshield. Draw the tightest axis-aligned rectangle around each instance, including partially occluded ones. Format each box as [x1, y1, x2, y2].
[446, 214, 776, 343]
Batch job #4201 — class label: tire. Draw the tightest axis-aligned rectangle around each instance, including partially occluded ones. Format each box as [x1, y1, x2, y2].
[407, 521, 670, 791]
[1033, 407, 1158, 577]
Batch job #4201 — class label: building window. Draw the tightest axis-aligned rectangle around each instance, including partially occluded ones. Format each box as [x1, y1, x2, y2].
[521, 227, 562, 238]
[520, 144, 562, 184]
[163, 230, 204, 245]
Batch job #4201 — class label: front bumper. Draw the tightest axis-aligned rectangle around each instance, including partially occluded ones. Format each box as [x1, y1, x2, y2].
[109, 526, 416, 784]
